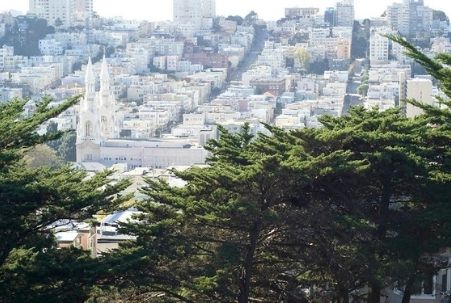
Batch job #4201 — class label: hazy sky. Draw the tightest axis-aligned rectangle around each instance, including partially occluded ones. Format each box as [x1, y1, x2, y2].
[1, 0, 450, 21]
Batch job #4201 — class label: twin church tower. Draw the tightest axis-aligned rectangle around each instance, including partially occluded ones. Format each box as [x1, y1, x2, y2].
[76, 54, 119, 162]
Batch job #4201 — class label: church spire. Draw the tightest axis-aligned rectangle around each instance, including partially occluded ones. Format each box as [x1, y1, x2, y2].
[84, 57, 96, 105]
[97, 49, 118, 140]
[77, 56, 101, 151]
[100, 48, 110, 95]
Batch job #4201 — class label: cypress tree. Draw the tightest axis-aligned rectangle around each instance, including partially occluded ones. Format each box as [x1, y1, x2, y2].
[0, 96, 130, 302]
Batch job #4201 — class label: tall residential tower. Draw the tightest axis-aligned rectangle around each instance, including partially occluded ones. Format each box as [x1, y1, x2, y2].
[336, 0, 355, 27]
[173, 0, 216, 30]
[29, 0, 93, 28]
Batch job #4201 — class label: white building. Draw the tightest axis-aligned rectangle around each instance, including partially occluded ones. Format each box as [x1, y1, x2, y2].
[406, 78, 433, 118]
[76, 56, 207, 168]
[173, 0, 216, 30]
[201, 0, 216, 18]
[370, 31, 390, 65]
[73, 0, 93, 25]
[285, 7, 320, 19]
[39, 39, 64, 56]
[0, 88, 23, 103]
[29, 0, 93, 28]
[387, 0, 433, 37]
[336, 0, 354, 27]
[0, 45, 14, 71]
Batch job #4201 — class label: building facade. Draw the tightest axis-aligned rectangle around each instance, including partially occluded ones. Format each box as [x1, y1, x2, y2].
[387, 0, 433, 38]
[336, 0, 355, 27]
[324, 7, 337, 27]
[369, 31, 390, 64]
[76, 56, 208, 168]
[29, 0, 93, 28]
[284, 7, 320, 20]
[406, 78, 433, 118]
[173, 0, 216, 30]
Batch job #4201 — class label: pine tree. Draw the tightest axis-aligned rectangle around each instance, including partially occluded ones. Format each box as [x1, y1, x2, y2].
[387, 34, 451, 303]
[102, 37, 450, 303]
[103, 122, 365, 303]
[0, 96, 130, 302]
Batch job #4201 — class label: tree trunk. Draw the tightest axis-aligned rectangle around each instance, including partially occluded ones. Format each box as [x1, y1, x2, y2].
[238, 222, 260, 303]
[402, 275, 416, 303]
[340, 290, 350, 303]
[368, 179, 392, 303]
[368, 283, 381, 303]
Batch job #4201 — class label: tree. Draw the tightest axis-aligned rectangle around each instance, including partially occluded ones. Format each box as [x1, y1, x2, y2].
[351, 20, 369, 59]
[54, 18, 63, 28]
[244, 11, 258, 25]
[23, 144, 60, 167]
[0, 96, 130, 302]
[0, 16, 54, 56]
[46, 121, 77, 162]
[433, 10, 449, 25]
[226, 15, 244, 26]
[295, 47, 311, 71]
[290, 37, 451, 303]
[103, 37, 450, 303]
[357, 69, 369, 97]
[386, 35, 451, 303]
[102, 119, 368, 303]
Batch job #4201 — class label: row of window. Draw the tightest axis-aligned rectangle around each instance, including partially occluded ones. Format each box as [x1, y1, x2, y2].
[103, 157, 145, 162]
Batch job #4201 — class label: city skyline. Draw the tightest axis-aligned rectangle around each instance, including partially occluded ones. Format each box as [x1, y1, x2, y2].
[1, 0, 450, 21]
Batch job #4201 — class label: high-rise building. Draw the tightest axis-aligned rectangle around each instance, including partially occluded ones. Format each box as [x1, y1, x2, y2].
[387, 0, 433, 38]
[29, 0, 93, 28]
[201, 0, 216, 19]
[173, 0, 216, 29]
[387, 3, 403, 32]
[73, 0, 93, 26]
[284, 8, 320, 20]
[324, 7, 337, 27]
[336, 0, 355, 27]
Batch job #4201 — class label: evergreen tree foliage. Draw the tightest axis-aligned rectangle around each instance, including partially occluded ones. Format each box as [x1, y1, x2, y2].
[47, 121, 77, 162]
[0, 96, 130, 302]
[103, 37, 450, 303]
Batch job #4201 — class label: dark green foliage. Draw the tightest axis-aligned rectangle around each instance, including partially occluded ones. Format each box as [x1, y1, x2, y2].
[351, 20, 369, 59]
[102, 37, 451, 303]
[47, 121, 77, 162]
[244, 11, 258, 25]
[0, 96, 130, 302]
[0, 34, 448, 303]
[307, 58, 329, 75]
[226, 15, 244, 25]
[433, 10, 449, 25]
[0, 15, 54, 56]
[358, 69, 369, 97]
[106, 121, 370, 302]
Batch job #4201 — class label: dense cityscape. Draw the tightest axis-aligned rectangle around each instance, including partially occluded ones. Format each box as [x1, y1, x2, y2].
[0, 0, 450, 302]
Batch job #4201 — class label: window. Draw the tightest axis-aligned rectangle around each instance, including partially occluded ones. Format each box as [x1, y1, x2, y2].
[424, 274, 433, 295]
[412, 274, 435, 296]
[85, 121, 92, 137]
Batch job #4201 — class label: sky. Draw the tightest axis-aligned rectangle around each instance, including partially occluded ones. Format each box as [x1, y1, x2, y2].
[1, 0, 450, 22]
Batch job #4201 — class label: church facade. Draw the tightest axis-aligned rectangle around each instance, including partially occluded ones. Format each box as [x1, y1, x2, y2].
[76, 56, 208, 169]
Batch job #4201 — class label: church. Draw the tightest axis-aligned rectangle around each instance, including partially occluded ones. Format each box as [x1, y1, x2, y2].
[76, 55, 208, 169]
